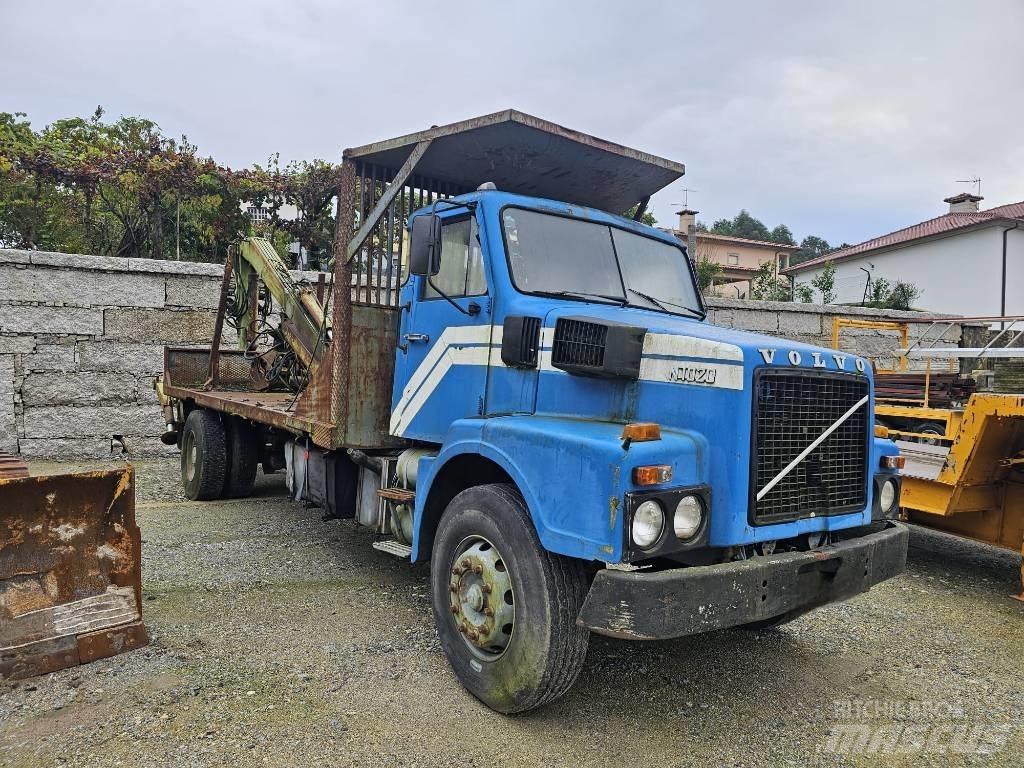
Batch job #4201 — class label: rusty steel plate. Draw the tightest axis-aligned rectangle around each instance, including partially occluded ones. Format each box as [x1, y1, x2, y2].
[344, 109, 686, 215]
[0, 466, 148, 680]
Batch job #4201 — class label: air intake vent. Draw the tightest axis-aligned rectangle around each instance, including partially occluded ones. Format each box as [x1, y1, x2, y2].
[501, 315, 542, 368]
[551, 317, 645, 379]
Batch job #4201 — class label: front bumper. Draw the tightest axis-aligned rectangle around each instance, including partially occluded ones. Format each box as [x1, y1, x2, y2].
[578, 522, 908, 639]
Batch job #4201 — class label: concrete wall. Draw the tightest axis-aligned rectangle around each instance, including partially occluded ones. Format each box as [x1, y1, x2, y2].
[0, 248, 967, 458]
[789, 225, 1024, 317]
[0, 249, 326, 458]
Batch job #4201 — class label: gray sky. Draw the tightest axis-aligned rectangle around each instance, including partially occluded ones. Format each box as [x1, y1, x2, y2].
[4, 0, 1021, 246]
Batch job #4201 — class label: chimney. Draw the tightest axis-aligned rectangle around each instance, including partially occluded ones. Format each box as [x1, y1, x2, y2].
[943, 192, 983, 214]
[676, 209, 699, 264]
[676, 208, 698, 233]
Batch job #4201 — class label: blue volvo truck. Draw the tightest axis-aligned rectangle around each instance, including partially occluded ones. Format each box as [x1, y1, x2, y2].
[156, 110, 907, 713]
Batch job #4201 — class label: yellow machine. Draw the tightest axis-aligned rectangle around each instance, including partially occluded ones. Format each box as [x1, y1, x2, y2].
[833, 316, 1024, 598]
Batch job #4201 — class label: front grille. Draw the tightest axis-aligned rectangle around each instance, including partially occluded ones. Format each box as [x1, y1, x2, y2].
[751, 371, 869, 524]
[552, 318, 607, 370]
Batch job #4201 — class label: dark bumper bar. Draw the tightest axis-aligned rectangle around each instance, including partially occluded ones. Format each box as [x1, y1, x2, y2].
[578, 522, 908, 640]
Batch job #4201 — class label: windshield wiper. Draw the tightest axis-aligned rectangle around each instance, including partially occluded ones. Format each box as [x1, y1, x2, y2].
[540, 290, 626, 305]
[626, 288, 706, 319]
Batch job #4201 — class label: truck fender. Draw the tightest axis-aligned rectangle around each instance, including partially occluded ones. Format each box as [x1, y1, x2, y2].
[409, 434, 544, 563]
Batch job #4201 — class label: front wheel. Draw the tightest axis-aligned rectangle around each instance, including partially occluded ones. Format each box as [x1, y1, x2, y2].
[430, 484, 590, 713]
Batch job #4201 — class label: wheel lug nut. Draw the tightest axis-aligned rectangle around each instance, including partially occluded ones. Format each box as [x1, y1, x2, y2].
[468, 630, 479, 641]
[481, 584, 492, 594]
[450, 604, 459, 614]
[457, 623, 467, 634]
[461, 558, 471, 568]
[483, 607, 494, 617]
[452, 567, 463, 576]
[473, 565, 483, 575]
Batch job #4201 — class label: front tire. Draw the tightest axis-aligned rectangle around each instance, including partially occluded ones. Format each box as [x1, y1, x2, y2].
[180, 409, 227, 501]
[430, 484, 590, 713]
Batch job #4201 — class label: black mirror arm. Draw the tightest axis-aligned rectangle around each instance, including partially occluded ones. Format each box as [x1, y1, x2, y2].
[426, 277, 477, 316]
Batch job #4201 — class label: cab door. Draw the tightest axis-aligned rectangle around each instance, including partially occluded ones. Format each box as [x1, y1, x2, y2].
[391, 211, 493, 441]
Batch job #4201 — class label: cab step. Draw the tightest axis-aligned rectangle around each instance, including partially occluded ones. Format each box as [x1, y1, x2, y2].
[372, 539, 412, 559]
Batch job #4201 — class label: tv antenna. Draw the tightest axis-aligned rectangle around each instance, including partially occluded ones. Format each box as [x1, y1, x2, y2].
[956, 176, 981, 196]
[673, 188, 698, 209]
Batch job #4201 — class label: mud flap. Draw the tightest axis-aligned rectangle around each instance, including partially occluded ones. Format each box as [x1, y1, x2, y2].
[0, 464, 148, 680]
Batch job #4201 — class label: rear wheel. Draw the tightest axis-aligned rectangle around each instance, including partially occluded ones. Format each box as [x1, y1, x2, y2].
[430, 483, 590, 713]
[914, 421, 946, 445]
[181, 409, 227, 501]
[223, 417, 258, 498]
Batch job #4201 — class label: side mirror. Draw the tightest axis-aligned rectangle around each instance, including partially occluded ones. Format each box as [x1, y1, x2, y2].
[409, 214, 442, 277]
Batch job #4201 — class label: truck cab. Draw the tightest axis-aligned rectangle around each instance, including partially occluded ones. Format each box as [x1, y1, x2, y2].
[156, 110, 907, 713]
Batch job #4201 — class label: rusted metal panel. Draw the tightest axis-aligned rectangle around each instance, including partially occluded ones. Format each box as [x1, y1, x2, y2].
[0, 452, 28, 479]
[343, 109, 685, 215]
[0, 467, 148, 681]
[205, 254, 234, 388]
[336, 305, 402, 449]
[77, 621, 149, 664]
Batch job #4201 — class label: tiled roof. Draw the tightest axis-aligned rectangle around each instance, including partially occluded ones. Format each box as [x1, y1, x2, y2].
[669, 229, 800, 251]
[786, 200, 1024, 272]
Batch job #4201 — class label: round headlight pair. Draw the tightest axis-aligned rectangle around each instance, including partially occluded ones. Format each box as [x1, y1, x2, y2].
[879, 478, 898, 513]
[631, 500, 664, 548]
[673, 495, 704, 539]
[631, 495, 705, 549]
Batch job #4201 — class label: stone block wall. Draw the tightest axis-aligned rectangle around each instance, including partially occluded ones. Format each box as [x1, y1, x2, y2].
[705, 297, 966, 371]
[0, 251, 238, 457]
[0, 248, 971, 458]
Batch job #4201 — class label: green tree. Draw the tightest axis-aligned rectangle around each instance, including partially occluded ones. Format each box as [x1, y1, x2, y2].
[749, 261, 790, 301]
[868, 277, 891, 306]
[694, 255, 723, 295]
[811, 260, 837, 303]
[792, 235, 832, 266]
[794, 283, 814, 303]
[886, 281, 921, 310]
[623, 203, 657, 226]
[711, 209, 772, 241]
[0, 108, 343, 266]
[769, 224, 795, 245]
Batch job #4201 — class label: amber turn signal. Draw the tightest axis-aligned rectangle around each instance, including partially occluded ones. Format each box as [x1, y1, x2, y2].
[621, 422, 661, 442]
[874, 425, 891, 438]
[633, 465, 673, 486]
[881, 455, 906, 470]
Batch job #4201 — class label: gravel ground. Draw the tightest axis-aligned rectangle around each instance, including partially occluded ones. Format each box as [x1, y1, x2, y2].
[2, 457, 1022, 767]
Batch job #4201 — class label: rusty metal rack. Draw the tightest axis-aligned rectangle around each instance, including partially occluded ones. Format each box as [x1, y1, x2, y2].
[162, 109, 686, 451]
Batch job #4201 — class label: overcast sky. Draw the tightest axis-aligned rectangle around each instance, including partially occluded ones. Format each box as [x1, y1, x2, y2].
[3, 0, 1021, 246]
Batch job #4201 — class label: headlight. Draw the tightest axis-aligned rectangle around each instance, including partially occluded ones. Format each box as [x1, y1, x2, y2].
[673, 495, 704, 540]
[631, 500, 665, 548]
[880, 478, 897, 513]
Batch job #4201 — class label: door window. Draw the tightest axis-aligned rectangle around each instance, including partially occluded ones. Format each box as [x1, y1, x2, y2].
[424, 217, 487, 299]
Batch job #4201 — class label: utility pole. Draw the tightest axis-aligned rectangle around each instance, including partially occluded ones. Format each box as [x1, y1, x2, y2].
[175, 194, 181, 260]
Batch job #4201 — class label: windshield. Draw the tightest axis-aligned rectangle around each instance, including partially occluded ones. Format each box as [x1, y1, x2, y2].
[501, 208, 703, 317]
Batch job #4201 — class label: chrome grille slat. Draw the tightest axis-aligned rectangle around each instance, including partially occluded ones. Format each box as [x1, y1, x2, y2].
[752, 371, 869, 524]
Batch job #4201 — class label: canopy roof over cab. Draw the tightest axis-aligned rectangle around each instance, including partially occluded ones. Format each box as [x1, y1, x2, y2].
[344, 109, 685, 215]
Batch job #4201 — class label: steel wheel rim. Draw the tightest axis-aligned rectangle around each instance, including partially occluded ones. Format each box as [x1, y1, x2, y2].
[184, 431, 197, 483]
[448, 535, 515, 660]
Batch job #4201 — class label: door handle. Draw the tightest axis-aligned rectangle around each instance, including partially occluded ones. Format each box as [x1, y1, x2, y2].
[403, 333, 429, 344]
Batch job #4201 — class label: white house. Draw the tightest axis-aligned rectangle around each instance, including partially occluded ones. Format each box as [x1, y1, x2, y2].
[785, 193, 1024, 319]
